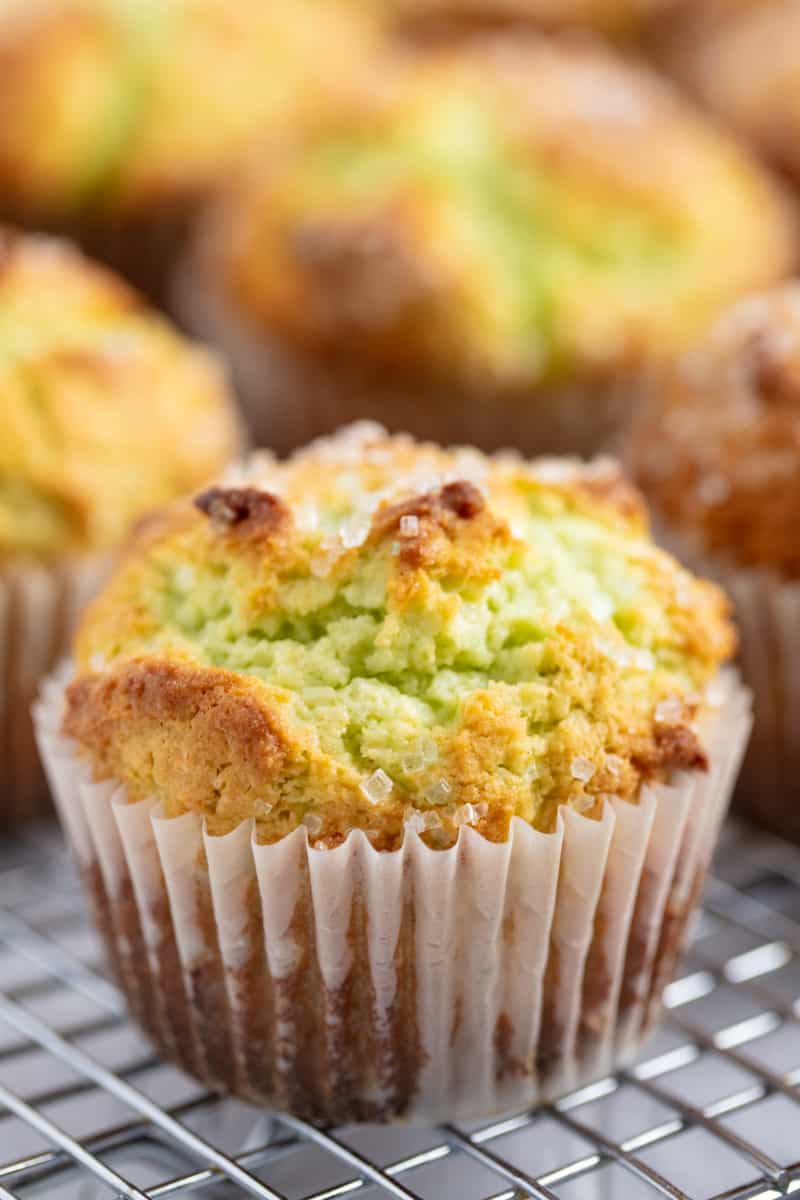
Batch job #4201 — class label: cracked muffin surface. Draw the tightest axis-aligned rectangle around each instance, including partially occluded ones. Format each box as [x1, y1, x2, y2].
[1, 230, 239, 560]
[65, 424, 736, 849]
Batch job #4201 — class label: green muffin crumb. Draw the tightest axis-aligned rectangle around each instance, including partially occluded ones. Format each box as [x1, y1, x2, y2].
[65, 424, 736, 847]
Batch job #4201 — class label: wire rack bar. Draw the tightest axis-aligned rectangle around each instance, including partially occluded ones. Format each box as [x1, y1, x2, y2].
[0, 908, 123, 1014]
[277, 1117, 437, 1200]
[1, 822, 799, 1200]
[0, 994, 290, 1200]
[0, 1076, 150, 1198]
[440, 1123, 562, 1200]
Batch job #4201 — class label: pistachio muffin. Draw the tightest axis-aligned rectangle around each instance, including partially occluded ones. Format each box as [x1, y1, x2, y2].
[181, 34, 796, 455]
[629, 284, 800, 841]
[0, 0, 380, 296]
[36, 424, 749, 1120]
[663, 1, 800, 186]
[1, 228, 240, 818]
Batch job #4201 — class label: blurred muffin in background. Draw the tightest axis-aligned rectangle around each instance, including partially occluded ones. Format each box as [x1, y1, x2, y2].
[0, 228, 241, 819]
[662, 1, 800, 185]
[0, 0, 380, 297]
[178, 35, 796, 456]
[628, 284, 800, 841]
[386, 0, 684, 40]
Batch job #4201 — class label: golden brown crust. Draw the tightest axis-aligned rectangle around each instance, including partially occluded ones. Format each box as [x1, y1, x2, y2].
[370, 479, 509, 578]
[633, 719, 707, 776]
[629, 286, 800, 577]
[372, 478, 485, 535]
[194, 486, 292, 547]
[63, 651, 715, 844]
[64, 660, 291, 831]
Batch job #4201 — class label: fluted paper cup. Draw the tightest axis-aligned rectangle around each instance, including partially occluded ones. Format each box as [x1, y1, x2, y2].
[0, 557, 107, 821]
[721, 567, 800, 838]
[34, 668, 749, 1122]
[700, 564, 800, 841]
[646, 522, 800, 842]
[173, 251, 636, 457]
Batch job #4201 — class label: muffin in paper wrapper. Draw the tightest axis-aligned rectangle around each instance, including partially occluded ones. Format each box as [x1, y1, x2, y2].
[0, 557, 108, 821]
[173, 255, 635, 458]
[34, 669, 749, 1122]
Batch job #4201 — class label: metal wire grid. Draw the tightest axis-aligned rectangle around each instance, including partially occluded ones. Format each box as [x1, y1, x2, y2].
[0, 822, 799, 1200]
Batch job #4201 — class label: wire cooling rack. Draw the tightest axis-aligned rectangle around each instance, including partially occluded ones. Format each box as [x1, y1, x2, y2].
[0, 821, 799, 1200]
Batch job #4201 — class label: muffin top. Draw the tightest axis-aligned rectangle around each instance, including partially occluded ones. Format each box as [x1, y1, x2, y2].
[64, 424, 735, 849]
[0, 0, 378, 217]
[1, 230, 240, 560]
[629, 285, 800, 579]
[666, 0, 800, 183]
[209, 35, 795, 396]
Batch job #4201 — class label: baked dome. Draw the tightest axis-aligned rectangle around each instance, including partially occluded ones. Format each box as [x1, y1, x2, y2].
[0, 0, 378, 218]
[629, 285, 800, 579]
[65, 424, 735, 849]
[208, 35, 796, 398]
[1, 230, 240, 559]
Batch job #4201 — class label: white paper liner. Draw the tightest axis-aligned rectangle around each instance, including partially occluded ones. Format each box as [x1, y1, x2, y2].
[706, 564, 800, 839]
[34, 669, 750, 1122]
[0, 556, 108, 820]
[652, 525, 800, 842]
[173, 246, 636, 458]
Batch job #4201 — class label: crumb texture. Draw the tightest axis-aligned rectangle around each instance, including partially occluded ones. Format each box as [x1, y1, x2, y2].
[66, 424, 736, 846]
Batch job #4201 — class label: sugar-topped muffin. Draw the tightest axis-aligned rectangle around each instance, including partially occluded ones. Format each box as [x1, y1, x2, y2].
[0, 0, 380, 294]
[66, 423, 734, 849]
[629, 284, 800, 838]
[1, 228, 240, 817]
[183, 34, 796, 453]
[40, 424, 749, 1121]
